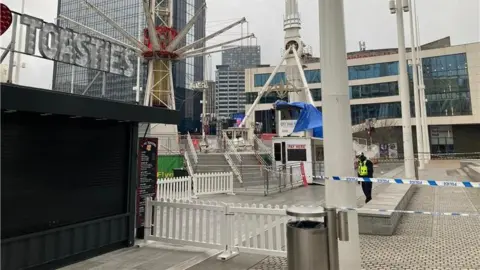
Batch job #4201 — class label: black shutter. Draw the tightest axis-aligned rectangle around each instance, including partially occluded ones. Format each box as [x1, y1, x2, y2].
[1, 112, 130, 239]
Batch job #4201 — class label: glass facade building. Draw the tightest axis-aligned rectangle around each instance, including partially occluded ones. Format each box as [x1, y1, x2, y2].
[409, 53, 471, 117]
[53, 0, 205, 133]
[248, 52, 472, 131]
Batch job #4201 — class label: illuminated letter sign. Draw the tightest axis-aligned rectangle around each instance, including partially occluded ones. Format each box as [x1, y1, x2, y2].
[20, 14, 136, 77]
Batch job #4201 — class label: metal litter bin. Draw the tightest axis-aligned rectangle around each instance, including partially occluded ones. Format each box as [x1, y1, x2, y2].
[286, 206, 348, 270]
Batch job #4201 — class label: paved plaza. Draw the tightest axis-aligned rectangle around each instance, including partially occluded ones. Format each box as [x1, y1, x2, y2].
[62, 161, 480, 270]
[249, 161, 480, 270]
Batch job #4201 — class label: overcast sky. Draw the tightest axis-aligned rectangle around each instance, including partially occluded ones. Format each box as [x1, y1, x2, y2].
[1, 0, 479, 87]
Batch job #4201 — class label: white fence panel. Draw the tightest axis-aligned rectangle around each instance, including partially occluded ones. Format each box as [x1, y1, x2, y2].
[145, 199, 326, 259]
[157, 177, 192, 201]
[194, 172, 235, 196]
[146, 199, 225, 250]
[228, 204, 289, 257]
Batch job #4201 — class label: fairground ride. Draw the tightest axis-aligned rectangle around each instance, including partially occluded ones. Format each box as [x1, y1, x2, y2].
[59, 0, 254, 137]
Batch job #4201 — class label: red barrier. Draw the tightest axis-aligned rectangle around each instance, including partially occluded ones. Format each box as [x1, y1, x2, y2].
[300, 162, 308, 187]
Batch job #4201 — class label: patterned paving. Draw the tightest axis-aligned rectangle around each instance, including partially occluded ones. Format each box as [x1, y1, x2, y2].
[249, 167, 480, 270]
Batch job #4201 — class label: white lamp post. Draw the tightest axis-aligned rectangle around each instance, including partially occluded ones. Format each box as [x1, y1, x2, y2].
[319, 0, 361, 269]
[407, 0, 424, 170]
[389, 0, 416, 179]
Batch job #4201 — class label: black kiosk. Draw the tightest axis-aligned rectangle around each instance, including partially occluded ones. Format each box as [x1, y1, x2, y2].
[1, 84, 180, 270]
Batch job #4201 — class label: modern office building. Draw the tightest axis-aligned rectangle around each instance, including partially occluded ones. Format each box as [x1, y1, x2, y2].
[204, 80, 216, 115]
[244, 37, 480, 154]
[216, 45, 261, 119]
[53, 0, 205, 133]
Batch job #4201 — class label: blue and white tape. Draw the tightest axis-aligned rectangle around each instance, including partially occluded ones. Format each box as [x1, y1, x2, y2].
[338, 207, 480, 217]
[314, 175, 480, 188]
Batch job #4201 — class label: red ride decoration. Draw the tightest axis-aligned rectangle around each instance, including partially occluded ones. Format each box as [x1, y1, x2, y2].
[0, 4, 13, 36]
[143, 26, 178, 58]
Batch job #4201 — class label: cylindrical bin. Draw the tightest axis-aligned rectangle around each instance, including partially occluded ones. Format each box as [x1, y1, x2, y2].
[286, 206, 329, 270]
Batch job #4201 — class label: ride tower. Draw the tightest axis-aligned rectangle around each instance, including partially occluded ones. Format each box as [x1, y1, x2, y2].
[60, 0, 254, 149]
[238, 0, 321, 184]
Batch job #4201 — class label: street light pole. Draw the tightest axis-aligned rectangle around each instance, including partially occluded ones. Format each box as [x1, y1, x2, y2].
[407, 0, 424, 170]
[390, 0, 416, 178]
[413, 0, 431, 162]
[319, 0, 361, 269]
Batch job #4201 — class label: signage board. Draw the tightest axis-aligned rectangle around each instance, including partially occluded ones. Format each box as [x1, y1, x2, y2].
[136, 138, 158, 238]
[18, 14, 136, 77]
[287, 144, 306, 149]
[278, 120, 303, 137]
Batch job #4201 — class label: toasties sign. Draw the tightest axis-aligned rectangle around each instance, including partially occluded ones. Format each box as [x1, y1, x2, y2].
[20, 14, 136, 77]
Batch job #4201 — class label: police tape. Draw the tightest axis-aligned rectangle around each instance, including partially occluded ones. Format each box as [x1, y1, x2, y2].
[313, 175, 480, 188]
[336, 207, 480, 217]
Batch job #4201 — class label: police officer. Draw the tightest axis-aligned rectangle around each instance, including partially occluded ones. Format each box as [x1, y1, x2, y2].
[357, 153, 374, 203]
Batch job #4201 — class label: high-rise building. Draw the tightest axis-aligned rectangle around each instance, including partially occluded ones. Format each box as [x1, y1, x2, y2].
[215, 45, 261, 119]
[53, 0, 205, 133]
[222, 45, 261, 69]
[205, 80, 216, 115]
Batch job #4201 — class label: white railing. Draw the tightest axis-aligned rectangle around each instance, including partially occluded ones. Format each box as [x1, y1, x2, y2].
[145, 199, 325, 260]
[157, 172, 235, 201]
[222, 132, 242, 163]
[183, 151, 194, 176]
[194, 172, 235, 196]
[224, 153, 243, 184]
[222, 132, 243, 183]
[228, 203, 289, 257]
[146, 199, 226, 250]
[157, 177, 192, 201]
[187, 132, 198, 164]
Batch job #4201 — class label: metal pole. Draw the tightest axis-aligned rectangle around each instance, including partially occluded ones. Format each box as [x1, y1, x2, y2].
[240, 47, 292, 127]
[102, 72, 106, 97]
[394, 0, 415, 178]
[70, 66, 75, 94]
[135, 0, 142, 104]
[413, 8, 431, 162]
[14, 0, 26, 84]
[7, 16, 18, 83]
[202, 90, 207, 140]
[0, 43, 12, 64]
[318, 1, 361, 269]
[408, 0, 424, 169]
[325, 207, 340, 270]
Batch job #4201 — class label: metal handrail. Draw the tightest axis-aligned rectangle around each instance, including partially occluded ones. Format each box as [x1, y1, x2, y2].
[224, 152, 243, 183]
[183, 151, 194, 176]
[187, 132, 198, 164]
[254, 136, 273, 162]
[222, 132, 242, 163]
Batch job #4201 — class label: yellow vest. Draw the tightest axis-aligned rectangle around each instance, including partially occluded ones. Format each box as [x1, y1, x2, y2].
[358, 160, 368, 176]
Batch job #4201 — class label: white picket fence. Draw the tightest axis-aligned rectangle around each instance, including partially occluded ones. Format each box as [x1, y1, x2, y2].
[157, 172, 234, 200]
[144, 198, 325, 259]
[193, 172, 234, 196]
[157, 177, 192, 201]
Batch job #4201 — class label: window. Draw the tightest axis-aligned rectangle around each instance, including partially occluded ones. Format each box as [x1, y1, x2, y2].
[348, 62, 399, 80]
[349, 82, 399, 99]
[304, 70, 321, 84]
[254, 73, 287, 87]
[350, 102, 402, 125]
[409, 53, 471, 117]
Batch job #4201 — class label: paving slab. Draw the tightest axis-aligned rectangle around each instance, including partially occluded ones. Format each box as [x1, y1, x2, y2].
[249, 161, 480, 269]
[59, 242, 218, 270]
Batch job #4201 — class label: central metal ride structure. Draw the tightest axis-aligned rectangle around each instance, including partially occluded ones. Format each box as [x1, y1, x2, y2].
[60, 0, 253, 138]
